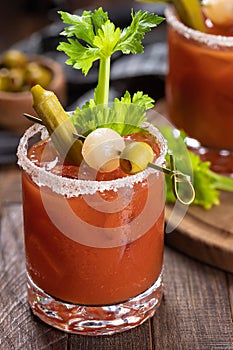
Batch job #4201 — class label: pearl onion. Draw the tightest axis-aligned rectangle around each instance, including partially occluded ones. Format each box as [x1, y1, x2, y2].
[203, 0, 233, 26]
[82, 128, 125, 172]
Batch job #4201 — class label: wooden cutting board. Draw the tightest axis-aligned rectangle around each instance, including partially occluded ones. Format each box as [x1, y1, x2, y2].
[165, 191, 233, 273]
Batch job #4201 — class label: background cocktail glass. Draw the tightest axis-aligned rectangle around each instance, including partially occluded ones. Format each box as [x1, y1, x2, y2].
[165, 6, 233, 175]
[17, 106, 167, 335]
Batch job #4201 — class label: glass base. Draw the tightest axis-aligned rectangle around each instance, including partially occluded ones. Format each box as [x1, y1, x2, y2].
[27, 272, 163, 336]
[186, 137, 233, 176]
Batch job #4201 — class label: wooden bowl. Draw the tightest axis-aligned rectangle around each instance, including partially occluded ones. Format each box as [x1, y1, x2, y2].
[0, 54, 67, 134]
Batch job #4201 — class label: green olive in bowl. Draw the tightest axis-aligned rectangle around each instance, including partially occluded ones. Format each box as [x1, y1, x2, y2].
[0, 50, 67, 134]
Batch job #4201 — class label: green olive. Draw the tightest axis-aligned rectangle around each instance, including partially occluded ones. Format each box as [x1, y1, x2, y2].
[120, 141, 154, 174]
[0, 68, 10, 91]
[25, 62, 52, 88]
[7, 68, 25, 91]
[2, 49, 27, 69]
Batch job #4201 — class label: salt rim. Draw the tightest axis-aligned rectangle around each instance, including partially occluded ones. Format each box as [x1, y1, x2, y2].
[17, 122, 167, 198]
[165, 6, 233, 48]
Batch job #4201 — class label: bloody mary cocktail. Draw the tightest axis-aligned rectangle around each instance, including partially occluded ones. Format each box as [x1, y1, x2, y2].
[17, 6, 167, 335]
[165, 6, 233, 174]
[17, 120, 167, 335]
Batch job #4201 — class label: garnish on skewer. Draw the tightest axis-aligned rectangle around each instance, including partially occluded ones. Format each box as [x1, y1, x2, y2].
[81, 128, 125, 172]
[120, 141, 154, 174]
[119, 141, 195, 205]
[31, 84, 83, 165]
[24, 108, 195, 205]
[23, 7, 196, 206]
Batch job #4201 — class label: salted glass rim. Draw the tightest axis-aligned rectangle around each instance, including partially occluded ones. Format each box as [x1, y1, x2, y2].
[17, 122, 167, 198]
[165, 6, 233, 48]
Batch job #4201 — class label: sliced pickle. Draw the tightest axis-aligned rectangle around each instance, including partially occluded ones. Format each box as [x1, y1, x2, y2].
[31, 84, 83, 166]
[173, 0, 205, 31]
[136, 0, 205, 32]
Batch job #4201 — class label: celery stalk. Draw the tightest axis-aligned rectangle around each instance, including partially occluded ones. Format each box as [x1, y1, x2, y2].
[96, 56, 111, 105]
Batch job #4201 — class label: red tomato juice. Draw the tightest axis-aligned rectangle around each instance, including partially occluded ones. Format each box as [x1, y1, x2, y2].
[22, 136, 165, 305]
[166, 8, 233, 150]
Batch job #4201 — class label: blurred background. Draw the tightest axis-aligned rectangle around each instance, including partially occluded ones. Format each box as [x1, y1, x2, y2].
[0, 0, 136, 51]
[0, 0, 167, 163]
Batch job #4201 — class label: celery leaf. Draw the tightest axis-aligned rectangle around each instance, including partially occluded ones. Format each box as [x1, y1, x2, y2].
[116, 10, 164, 54]
[73, 91, 154, 136]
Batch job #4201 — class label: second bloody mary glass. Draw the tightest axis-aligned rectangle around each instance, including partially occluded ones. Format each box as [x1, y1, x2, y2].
[17, 106, 167, 335]
[165, 6, 233, 175]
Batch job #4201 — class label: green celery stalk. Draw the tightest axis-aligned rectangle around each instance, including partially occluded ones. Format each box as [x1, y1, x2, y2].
[96, 56, 111, 105]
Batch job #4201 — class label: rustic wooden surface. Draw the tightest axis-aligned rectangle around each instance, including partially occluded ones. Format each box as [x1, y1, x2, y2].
[0, 166, 233, 350]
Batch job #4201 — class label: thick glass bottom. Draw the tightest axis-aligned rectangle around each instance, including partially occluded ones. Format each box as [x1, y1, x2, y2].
[27, 272, 163, 336]
[186, 137, 233, 176]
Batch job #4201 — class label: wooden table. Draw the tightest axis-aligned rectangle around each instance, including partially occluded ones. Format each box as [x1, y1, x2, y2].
[1, 165, 233, 350]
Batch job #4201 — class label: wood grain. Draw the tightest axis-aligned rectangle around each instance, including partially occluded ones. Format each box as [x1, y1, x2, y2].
[69, 322, 152, 350]
[153, 247, 233, 350]
[0, 165, 22, 221]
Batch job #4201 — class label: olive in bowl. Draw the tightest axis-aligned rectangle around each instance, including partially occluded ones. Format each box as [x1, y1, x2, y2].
[0, 50, 67, 134]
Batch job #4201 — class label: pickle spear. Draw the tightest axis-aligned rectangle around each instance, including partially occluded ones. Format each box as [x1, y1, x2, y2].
[136, 0, 205, 32]
[31, 84, 83, 165]
[173, 0, 205, 31]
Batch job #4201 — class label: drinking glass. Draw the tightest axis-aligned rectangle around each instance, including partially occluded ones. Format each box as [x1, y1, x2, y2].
[165, 6, 233, 175]
[17, 107, 167, 336]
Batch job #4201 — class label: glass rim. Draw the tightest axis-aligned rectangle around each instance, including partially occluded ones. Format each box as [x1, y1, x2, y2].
[17, 122, 167, 198]
[165, 6, 233, 48]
